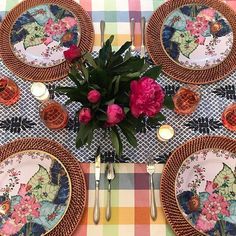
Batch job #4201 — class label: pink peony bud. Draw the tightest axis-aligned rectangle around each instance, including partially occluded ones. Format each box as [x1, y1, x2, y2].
[106, 104, 125, 126]
[87, 90, 101, 103]
[63, 45, 82, 62]
[78, 108, 92, 124]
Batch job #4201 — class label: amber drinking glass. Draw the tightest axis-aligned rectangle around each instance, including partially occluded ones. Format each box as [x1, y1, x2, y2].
[39, 100, 69, 130]
[0, 75, 20, 106]
[173, 87, 200, 115]
[222, 103, 236, 132]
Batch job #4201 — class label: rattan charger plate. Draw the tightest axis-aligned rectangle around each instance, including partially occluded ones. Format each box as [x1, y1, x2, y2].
[146, 0, 236, 84]
[0, 0, 94, 82]
[0, 138, 87, 236]
[160, 136, 236, 236]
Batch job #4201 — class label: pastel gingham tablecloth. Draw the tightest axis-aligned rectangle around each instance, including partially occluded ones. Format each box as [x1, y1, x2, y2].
[74, 163, 174, 236]
[1, 1, 236, 236]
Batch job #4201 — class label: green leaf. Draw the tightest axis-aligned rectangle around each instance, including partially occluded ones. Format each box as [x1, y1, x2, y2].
[163, 96, 174, 110]
[84, 52, 98, 68]
[154, 112, 166, 121]
[171, 31, 198, 58]
[64, 99, 73, 106]
[28, 165, 50, 187]
[114, 75, 120, 95]
[32, 184, 59, 202]
[112, 57, 145, 74]
[143, 66, 162, 79]
[110, 127, 123, 156]
[77, 123, 92, 143]
[214, 163, 235, 187]
[147, 117, 161, 127]
[23, 34, 44, 49]
[98, 36, 114, 67]
[114, 41, 132, 56]
[119, 123, 137, 148]
[81, 64, 89, 81]
[76, 135, 84, 148]
[124, 107, 130, 114]
[55, 87, 75, 94]
[124, 49, 131, 61]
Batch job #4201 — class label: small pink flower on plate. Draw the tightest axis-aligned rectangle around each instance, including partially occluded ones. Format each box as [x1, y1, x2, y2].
[201, 193, 230, 221]
[205, 181, 218, 194]
[45, 18, 67, 37]
[186, 17, 208, 36]
[0, 219, 23, 235]
[196, 214, 216, 232]
[12, 196, 40, 224]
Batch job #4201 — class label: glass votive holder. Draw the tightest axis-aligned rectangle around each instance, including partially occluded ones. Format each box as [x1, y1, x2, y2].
[30, 82, 50, 101]
[222, 103, 236, 132]
[157, 124, 175, 142]
[0, 75, 20, 106]
[39, 100, 69, 130]
[173, 86, 200, 115]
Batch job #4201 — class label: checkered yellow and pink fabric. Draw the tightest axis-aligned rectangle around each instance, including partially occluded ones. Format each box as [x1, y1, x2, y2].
[74, 163, 174, 236]
[0, 1, 236, 236]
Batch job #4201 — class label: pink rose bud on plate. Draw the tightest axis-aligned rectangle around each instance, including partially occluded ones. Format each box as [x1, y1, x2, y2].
[106, 104, 125, 126]
[78, 108, 92, 124]
[64, 45, 82, 62]
[87, 90, 101, 103]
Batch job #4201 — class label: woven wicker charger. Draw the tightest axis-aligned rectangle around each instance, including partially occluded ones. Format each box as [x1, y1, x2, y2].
[0, 0, 94, 82]
[160, 136, 236, 236]
[0, 138, 87, 236]
[146, 0, 236, 84]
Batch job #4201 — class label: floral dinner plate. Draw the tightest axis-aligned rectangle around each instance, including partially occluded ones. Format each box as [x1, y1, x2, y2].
[0, 150, 71, 236]
[0, 0, 94, 82]
[10, 4, 81, 68]
[146, 0, 236, 84]
[160, 136, 236, 236]
[176, 149, 236, 236]
[0, 138, 86, 236]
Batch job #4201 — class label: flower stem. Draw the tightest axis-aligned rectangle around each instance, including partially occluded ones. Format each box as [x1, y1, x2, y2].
[219, 220, 226, 236]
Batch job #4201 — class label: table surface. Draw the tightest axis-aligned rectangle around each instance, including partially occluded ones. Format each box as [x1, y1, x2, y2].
[0, 1, 236, 236]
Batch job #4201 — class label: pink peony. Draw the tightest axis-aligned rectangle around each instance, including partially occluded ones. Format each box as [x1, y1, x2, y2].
[201, 193, 230, 221]
[78, 108, 92, 124]
[0, 219, 23, 235]
[205, 181, 218, 194]
[45, 18, 67, 37]
[186, 17, 209, 36]
[129, 77, 164, 118]
[196, 214, 216, 232]
[87, 90, 101, 103]
[106, 104, 125, 126]
[64, 45, 82, 62]
[11, 196, 40, 224]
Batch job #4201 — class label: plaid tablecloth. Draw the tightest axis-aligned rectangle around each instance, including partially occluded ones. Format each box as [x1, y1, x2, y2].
[73, 163, 175, 236]
[0, 1, 236, 235]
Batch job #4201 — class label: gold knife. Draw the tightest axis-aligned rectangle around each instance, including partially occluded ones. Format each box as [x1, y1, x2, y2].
[140, 17, 146, 58]
[93, 147, 101, 224]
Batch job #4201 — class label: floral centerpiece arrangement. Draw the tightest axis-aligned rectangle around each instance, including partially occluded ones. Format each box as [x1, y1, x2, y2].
[58, 36, 173, 155]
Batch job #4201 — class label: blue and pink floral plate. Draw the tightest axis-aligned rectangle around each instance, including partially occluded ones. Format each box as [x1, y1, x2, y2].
[0, 0, 94, 81]
[146, 0, 236, 84]
[0, 150, 71, 236]
[0, 138, 87, 236]
[161, 136, 236, 236]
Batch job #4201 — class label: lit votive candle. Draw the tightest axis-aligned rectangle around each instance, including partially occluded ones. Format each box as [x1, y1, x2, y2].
[30, 82, 50, 101]
[157, 125, 175, 142]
